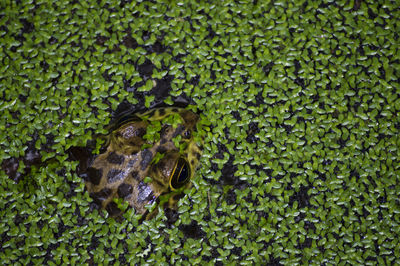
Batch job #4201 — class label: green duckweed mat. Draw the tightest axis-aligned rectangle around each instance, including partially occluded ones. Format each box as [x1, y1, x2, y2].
[1, 0, 399, 264]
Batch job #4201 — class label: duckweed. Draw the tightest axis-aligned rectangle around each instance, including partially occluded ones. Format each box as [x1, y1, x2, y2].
[1, 0, 399, 264]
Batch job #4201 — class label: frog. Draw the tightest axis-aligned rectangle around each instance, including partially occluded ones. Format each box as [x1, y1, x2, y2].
[84, 107, 202, 219]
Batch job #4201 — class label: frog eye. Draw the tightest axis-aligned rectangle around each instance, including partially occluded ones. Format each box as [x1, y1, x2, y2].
[169, 157, 191, 190]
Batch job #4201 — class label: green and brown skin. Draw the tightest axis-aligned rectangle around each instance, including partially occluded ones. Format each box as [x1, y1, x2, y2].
[85, 107, 202, 219]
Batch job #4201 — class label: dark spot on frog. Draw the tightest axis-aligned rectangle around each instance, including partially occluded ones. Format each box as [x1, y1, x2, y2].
[172, 108, 179, 113]
[135, 127, 146, 137]
[131, 171, 140, 181]
[137, 181, 155, 203]
[118, 183, 133, 198]
[140, 149, 153, 170]
[156, 160, 165, 172]
[90, 188, 112, 205]
[107, 168, 125, 183]
[106, 152, 125, 165]
[87, 167, 103, 185]
[127, 159, 137, 168]
[159, 109, 166, 116]
[160, 138, 167, 145]
[160, 124, 171, 138]
[172, 124, 185, 138]
[106, 201, 121, 216]
[191, 159, 195, 165]
[156, 146, 168, 154]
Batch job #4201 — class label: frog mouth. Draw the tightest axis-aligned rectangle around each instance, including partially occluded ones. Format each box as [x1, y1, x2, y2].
[169, 157, 191, 190]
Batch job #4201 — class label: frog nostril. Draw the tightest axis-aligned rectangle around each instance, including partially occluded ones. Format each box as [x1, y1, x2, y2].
[183, 129, 191, 139]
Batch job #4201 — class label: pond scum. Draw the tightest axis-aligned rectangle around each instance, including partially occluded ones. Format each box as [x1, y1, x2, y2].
[0, 0, 399, 264]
